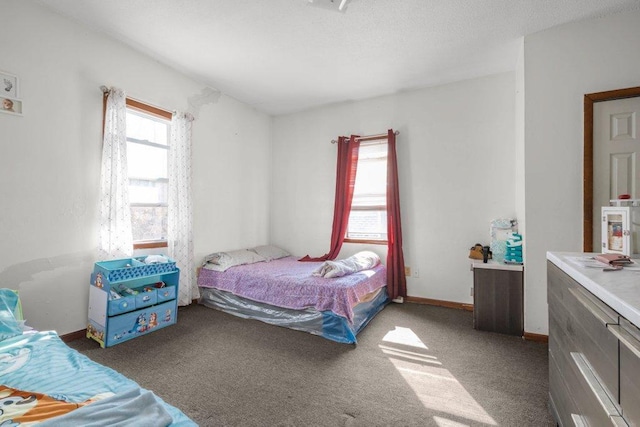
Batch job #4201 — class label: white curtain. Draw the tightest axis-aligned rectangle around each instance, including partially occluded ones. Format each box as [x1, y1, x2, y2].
[168, 112, 198, 305]
[98, 87, 133, 259]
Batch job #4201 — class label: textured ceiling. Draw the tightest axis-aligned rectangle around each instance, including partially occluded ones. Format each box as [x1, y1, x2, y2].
[40, 0, 640, 115]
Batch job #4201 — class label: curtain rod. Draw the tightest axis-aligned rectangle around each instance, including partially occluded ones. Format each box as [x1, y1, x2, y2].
[100, 85, 184, 118]
[331, 130, 399, 144]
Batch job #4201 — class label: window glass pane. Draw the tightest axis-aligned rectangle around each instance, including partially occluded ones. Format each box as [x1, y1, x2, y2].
[126, 111, 168, 145]
[131, 206, 168, 241]
[126, 106, 170, 243]
[353, 158, 386, 205]
[347, 209, 388, 240]
[127, 143, 168, 180]
[348, 142, 388, 241]
[352, 194, 386, 208]
[129, 179, 167, 204]
[352, 143, 387, 208]
[358, 143, 388, 160]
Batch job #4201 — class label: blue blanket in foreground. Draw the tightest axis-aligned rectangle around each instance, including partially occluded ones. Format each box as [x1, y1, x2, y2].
[39, 387, 173, 427]
[0, 331, 196, 426]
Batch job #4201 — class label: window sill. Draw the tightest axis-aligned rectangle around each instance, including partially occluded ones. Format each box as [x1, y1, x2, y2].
[133, 240, 168, 250]
[343, 239, 388, 245]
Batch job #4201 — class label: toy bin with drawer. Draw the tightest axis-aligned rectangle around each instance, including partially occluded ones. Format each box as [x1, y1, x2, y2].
[87, 257, 179, 348]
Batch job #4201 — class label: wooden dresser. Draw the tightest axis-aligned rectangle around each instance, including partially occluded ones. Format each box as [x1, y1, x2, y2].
[547, 252, 640, 426]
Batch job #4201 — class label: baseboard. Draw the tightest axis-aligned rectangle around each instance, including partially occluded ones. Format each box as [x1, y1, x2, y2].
[60, 329, 87, 343]
[523, 332, 548, 343]
[405, 296, 549, 342]
[405, 296, 474, 312]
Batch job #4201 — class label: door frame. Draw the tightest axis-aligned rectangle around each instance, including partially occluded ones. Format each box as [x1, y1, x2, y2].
[584, 86, 640, 251]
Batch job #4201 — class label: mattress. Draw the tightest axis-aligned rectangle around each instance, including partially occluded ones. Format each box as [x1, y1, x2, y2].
[199, 286, 389, 344]
[197, 255, 389, 343]
[197, 256, 387, 322]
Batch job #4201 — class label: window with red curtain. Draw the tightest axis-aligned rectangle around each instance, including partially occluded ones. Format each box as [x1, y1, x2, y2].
[347, 130, 406, 300]
[345, 141, 388, 245]
[300, 130, 406, 301]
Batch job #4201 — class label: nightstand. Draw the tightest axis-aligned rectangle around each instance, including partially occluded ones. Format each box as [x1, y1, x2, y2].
[470, 260, 523, 336]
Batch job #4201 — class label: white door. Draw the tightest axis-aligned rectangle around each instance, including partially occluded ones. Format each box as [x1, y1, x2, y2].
[593, 97, 640, 250]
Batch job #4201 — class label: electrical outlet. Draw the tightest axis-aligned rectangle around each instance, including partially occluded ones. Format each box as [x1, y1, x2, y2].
[404, 266, 411, 276]
[413, 268, 419, 278]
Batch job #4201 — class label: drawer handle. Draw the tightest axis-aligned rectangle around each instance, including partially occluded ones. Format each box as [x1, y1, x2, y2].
[608, 324, 640, 359]
[571, 413, 587, 427]
[570, 352, 620, 417]
[567, 287, 617, 326]
[611, 416, 630, 427]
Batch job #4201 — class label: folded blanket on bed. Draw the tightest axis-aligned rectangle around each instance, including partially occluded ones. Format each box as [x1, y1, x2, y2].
[313, 251, 381, 278]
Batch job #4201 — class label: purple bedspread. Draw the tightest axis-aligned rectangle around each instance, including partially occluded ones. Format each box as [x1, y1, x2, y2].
[197, 256, 387, 322]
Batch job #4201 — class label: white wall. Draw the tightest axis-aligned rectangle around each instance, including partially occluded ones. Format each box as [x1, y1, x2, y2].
[0, 0, 270, 335]
[272, 73, 516, 304]
[523, 9, 640, 334]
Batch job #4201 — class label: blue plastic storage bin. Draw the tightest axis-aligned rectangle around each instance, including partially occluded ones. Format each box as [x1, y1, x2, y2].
[135, 290, 157, 309]
[156, 286, 176, 302]
[89, 256, 180, 348]
[105, 300, 177, 347]
[108, 296, 137, 316]
[94, 257, 177, 282]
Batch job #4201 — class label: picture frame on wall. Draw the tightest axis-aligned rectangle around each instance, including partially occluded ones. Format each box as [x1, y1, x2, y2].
[0, 96, 22, 116]
[0, 71, 18, 99]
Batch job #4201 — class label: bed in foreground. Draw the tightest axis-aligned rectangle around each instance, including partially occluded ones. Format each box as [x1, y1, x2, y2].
[0, 290, 195, 426]
[197, 247, 389, 344]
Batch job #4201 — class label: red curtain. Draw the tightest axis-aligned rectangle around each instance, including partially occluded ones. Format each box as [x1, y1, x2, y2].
[386, 129, 406, 299]
[300, 135, 360, 262]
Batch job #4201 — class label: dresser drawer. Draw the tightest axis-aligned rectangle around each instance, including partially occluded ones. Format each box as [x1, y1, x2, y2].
[549, 350, 578, 427]
[548, 262, 619, 402]
[549, 315, 621, 427]
[610, 317, 640, 426]
[570, 351, 625, 426]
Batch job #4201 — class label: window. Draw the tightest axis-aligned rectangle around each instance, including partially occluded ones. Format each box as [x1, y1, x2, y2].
[125, 99, 171, 249]
[346, 141, 388, 243]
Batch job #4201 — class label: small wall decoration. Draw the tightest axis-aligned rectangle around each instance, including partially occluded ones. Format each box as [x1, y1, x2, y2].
[0, 71, 17, 99]
[0, 71, 21, 116]
[0, 96, 22, 116]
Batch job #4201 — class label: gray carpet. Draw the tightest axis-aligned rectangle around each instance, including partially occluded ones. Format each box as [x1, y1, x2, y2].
[68, 303, 554, 426]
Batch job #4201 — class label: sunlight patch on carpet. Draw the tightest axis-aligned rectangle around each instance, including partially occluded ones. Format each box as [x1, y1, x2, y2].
[379, 345, 442, 365]
[381, 326, 428, 349]
[381, 326, 497, 426]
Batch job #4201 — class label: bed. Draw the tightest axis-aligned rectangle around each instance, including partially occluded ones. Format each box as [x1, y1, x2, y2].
[0, 289, 196, 426]
[197, 247, 389, 344]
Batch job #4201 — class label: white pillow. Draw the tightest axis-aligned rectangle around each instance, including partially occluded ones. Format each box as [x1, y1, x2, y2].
[249, 245, 290, 262]
[202, 249, 266, 272]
